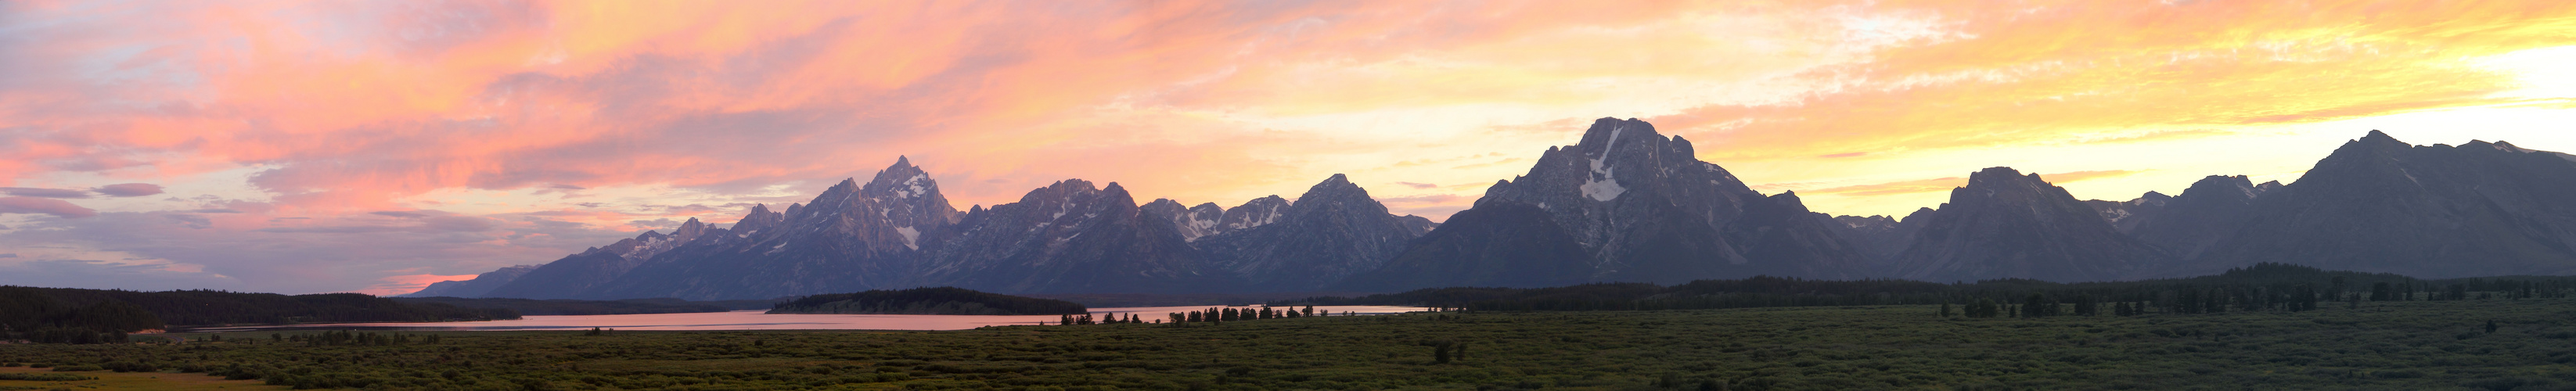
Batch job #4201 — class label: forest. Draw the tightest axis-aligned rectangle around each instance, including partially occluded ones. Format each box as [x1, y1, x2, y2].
[390, 297, 772, 316]
[1283, 264, 2576, 314]
[768, 286, 1089, 316]
[0, 286, 516, 344]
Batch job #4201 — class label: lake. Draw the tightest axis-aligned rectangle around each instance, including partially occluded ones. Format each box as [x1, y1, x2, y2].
[178, 305, 1427, 332]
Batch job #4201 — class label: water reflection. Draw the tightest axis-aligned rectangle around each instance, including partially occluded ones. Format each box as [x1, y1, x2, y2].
[179, 306, 1427, 332]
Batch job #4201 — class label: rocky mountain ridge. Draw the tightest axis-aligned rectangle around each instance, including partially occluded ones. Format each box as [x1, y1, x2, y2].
[413, 124, 2576, 299]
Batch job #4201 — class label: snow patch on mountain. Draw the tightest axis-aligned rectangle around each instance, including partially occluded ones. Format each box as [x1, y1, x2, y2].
[896, 227, 920, 250]
[1579, 125, 1628, 201]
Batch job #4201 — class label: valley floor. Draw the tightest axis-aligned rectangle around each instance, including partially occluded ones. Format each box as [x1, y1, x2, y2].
[5, 299, 2576, 390]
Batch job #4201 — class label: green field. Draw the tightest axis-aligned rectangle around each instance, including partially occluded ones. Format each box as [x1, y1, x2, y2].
[6, 298, 2576, 390]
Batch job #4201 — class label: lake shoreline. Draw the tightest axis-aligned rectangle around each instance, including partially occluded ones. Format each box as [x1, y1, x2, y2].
[173, 306, 1428, 333]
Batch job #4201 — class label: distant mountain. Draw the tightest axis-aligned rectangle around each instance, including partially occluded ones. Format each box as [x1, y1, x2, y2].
[1140, 199, 1228, 242]
[916, 179, 1236, 293]
[400, 264, 538, 298]
[2126, 175, 2268, 259]
[581, 157, 959, 300]
[1395, 215, 1441, 235]
[1218, 196, 1290, 233]
[2180, 131, 2576, 278]
[1194, 174, 1425, 292]
[1892, 167, 2170, 282]
[1826, 207, 1934, 264]
[2082, 192, 2170, 232]
[1338, 117, 1871, 292]
[407, 125, 2576, 298]
[481, 218, 717, 299]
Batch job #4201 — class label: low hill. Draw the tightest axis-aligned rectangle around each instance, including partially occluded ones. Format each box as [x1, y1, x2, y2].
[390, 297, 774, 316]
[2, 285, 516, 343]
[768, 287, 1086, 315]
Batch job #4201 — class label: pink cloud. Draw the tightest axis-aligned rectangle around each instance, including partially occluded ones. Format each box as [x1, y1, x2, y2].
[0, 196, 96, 218]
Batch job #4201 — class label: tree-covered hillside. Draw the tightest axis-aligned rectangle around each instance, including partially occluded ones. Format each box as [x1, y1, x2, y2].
[2, 286, 516, 344]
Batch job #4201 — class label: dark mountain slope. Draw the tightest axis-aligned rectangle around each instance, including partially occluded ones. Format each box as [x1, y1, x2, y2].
[1894, 167, 2170, 282]
[2180, 131, 2576, 278]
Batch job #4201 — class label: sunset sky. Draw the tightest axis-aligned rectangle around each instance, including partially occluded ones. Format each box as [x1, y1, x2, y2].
[3, 1, 2574, 296]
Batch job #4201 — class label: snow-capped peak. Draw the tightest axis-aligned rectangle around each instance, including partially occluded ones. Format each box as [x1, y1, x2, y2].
[1579, 124, 1629, 202]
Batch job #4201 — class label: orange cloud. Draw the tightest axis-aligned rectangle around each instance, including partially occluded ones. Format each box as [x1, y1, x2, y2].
[1802, 170, 2145, 197]
[1655, 1, 2576, 162]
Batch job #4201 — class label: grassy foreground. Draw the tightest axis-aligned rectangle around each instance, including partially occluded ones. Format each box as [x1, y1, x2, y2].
[7, 299, 2576, 390]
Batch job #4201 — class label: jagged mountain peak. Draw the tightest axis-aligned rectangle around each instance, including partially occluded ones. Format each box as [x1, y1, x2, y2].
[862, 157, 941, 200]
[1297, 174, 1375, 203]
[1898, 167, 2168, 282]
[1967, 167, 2042, 186]
[732, 203, 786, 234]
[1572, 117, 1662, 155]
[2181, 175, 2260, 201]
[1220, 195, 1291, 231]
[1766, 190, 1810, 210]
[1902, 207, 1937, 222]
[671, 217, 708, 240]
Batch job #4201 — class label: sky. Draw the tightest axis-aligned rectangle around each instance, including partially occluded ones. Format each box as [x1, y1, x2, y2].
[3, 0, 2574, 296]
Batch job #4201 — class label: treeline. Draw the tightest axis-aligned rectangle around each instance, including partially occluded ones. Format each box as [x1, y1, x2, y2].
[1035, 305, 1327, 326]
[391, 297, 763, 316]
[2, 285, 516, 344]
[1281, 264, 2576, 314]
[769, 287, 1087, 315]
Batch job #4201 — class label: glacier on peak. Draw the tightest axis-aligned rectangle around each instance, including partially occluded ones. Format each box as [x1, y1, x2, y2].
[1579, 124, 1628, 201]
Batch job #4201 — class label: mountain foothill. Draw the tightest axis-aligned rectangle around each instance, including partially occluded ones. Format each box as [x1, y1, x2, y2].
[408, 121, 2576, 300]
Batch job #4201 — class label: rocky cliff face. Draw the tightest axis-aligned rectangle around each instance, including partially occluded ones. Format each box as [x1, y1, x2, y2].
[1142, 199, 1229, 242]
[1338, 117, 1871, 291]
[1892, 167, 2171, 282]
[2178, 131, 2576, 278]
[1193, 174, 1424, 292]
[916, 180, 1236, 293]
[401, 264, 539, 298]
[1218, 196, 1290, 232]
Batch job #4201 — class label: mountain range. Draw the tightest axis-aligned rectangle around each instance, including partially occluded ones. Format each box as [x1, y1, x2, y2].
[408, 123, 2576, 300]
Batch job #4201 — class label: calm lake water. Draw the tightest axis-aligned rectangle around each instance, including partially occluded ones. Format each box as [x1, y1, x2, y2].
[180, 306, 1427, 332]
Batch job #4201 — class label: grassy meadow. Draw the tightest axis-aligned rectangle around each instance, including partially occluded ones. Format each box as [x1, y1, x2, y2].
[5, 298, 2576, 390]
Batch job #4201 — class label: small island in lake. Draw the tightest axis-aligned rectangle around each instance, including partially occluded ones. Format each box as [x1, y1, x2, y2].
[768, 287, 1087, 315]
